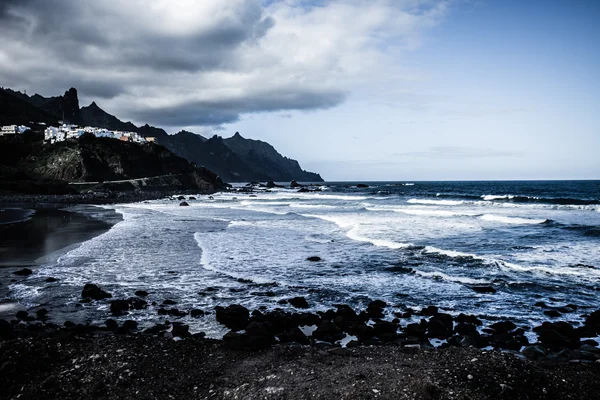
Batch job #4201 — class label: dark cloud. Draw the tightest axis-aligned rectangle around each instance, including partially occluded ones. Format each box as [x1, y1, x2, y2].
[0, 0, 445, 128]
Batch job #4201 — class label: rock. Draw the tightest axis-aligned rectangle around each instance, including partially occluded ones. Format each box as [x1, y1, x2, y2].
[171, 323, 190, 338]
[215, 304, 250, 331]
[120, 320, 138, 332]
[223, 331, 272, 351]
[277, 327, 310, 345]
[105, 319, 118, 331]
[167, 308, 188, 317]
[584, 309, 600, 334]
[13, 268, 33, 276]
[366, 300, 387, 319]
[179, 201, 189, 206]
[522, 345, 546, 360]
[177, 196, 186, 200]
[128, 298, 148, 310]
[356, 184, 369, 188]
[535, 321, 580, 350]
[288, 297, 310, 309]
[420, 306, 439, 316]
[372, 320, 398, 342]
[45, 277, 58, 283]
[534, 301, 547, 308]
[110, 300, 130, 316]
[190, 309, 205, 318]
[544, 310, 562, 318]
[135, 290, 149, 297]
[16, 311, 28, 320]
[456, 314, 482, 326]
[290, 180, 302, 188]
[313, 321, 345, 343]
[306, 256, 321, 262]
[162, 299, 177, 305]
[470, 286, 496, 294]
[490, 321, 516, 334]
[81, 284, 112, 300]
[0, 319, 13, 339]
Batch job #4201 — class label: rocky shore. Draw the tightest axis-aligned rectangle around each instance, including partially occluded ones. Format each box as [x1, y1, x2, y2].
[2, 284, 600, 399]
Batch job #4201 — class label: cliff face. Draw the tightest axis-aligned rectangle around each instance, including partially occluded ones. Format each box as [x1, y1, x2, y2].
[0, 86, 325, 183]
[0, 133, 224, 195]
[223, 132, 323, 182]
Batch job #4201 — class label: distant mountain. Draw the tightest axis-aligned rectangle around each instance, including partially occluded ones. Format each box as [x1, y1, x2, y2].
[224, 132, 322, 182]
[0, 87, 324, 183]
[0, 89, 58, 126]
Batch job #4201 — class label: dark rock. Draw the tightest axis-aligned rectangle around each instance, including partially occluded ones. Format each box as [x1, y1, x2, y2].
[128, 298, 148, 310]
[171, 323, 190, 338]
[166, 308, 187, 317]
[215, 304, 250, 331]
[297, 188, 310, 193]
[120, 320, 138, 332]
[177, 196, 186, 200]
[179, 201, 189, 206]
[372, 320, 398, 342]
[297, 312, 321, 327]
[105, 319, 118, 331]
[190, 309, 205, 318]
[455, 313, 482, 326]
[313, 321, 344, 343]
[544, 310, 562, 318]
[584, 309, 600, 334]
[13, 268, 33, 276]
[290, 180, 302, 188]
[277, 327, 310, 345]
[36, 309, 48, 318]
[366, 300, 387, 319]
[162, 299, 177, 305]
[356, 184, 369, 188]
[306, 256, 321, 262]
[45, 277, 58, 283]
[135, 290, 149, 297]
[288, 296, 309, 309]
[81, 284, 112, 300]
[420, 306, 439, 316]
[470, 286, 496, 294]
[522, 345, 546, 360]
[16, 311, 28, 320]
[110, 300, 130, 316]
[0, 319, 13, 339]
[534, 301, 547, 307]
[490, 321, 516, 334]
[534, 321, 580, 350]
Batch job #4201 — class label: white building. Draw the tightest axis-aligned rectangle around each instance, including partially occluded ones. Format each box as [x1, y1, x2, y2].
[1, 125, 30, 136]
[43, 124, 149, 145]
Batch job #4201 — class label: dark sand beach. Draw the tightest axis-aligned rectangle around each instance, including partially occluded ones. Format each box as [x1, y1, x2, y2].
[0, 205, 121, 318]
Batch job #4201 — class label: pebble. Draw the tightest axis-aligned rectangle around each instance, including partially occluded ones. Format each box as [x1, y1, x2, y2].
[467, 374, 474, 380]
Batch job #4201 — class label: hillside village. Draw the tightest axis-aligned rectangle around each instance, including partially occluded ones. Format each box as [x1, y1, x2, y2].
[43, 124, 156, 144]
[1, 123, 157, 145]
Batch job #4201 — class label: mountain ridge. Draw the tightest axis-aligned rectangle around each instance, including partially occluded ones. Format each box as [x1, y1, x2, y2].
[0, 87, 323, 183]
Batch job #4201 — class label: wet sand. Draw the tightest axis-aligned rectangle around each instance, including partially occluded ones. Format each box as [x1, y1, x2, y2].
[0, 205, 121, 318]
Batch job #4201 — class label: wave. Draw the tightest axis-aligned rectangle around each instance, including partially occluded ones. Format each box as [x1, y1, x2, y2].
[407, 199, 465, 206]
[346, 227, 411, 249]
[480, 194, 599, 206]
[414, 271, 492, 285]
[479, 214, 548, 225]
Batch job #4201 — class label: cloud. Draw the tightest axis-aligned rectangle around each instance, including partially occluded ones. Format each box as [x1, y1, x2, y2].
[0, 0, 450, 129]
[393, 146, 524, 159]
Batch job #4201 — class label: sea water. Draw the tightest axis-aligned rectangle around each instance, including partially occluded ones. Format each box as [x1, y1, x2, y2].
[8, 181, 600, 338]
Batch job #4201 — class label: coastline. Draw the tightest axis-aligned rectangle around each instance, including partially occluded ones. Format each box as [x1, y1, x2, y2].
[0, 204, 122, 318]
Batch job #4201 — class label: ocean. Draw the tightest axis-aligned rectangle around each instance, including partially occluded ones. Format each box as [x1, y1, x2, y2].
[8, 180, 600, 339]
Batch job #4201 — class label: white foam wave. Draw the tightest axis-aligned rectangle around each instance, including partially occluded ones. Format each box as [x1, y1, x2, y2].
[481, 194, 515, 201]
[407, 199, 464, 206]
[415, 271, 491, 285]
[424, 246, 477, 259]
[289, 204, 339, 209]
[347, 226, 411, 249]
[480, 214, 547, 224]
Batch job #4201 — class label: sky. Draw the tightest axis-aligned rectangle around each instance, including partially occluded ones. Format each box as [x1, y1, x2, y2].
[0, 0, 598, 181]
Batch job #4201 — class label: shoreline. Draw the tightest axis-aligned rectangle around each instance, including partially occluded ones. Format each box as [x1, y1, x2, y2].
[0, 204, 122, 319]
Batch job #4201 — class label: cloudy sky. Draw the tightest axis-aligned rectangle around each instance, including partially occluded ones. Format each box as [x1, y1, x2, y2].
[1, 0, 598, 180]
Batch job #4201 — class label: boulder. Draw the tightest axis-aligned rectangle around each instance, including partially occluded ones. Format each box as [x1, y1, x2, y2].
[171, 323, 190, 338]
[120, 320, 138, 332]
[306, 256, 321, 262]
[544, 310, 561, 318]
[366, 300, 387, 319]
[290, 180, 302, 188]
[128, 298, 148, 310]
[356, 184, 369, 188]
[179, 201, 189, 206]
[135, 290, 149, 297]
[522, 345, 546, 360]
[81, 284, 112, 300]
[16, 311, 28, 320]
[45, 277, 58, 283]
[223, 331, 273, 350]
[162, 299, 177, 305]
[110, 300, 130, 316]
[534, 321, 580, 350]
[105, 319, 118, 331]
[584, 310, 600, 334]
[190, 309, 205, 318]
[288, 296, 310, 309]
[277, 327, 310, 345]
[215, 304, 250, 331]
[313, 320, 345, 343]
[13, 268, 33, 276]
[0, 318, 13, 339]
[490, 321, 516, 334]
